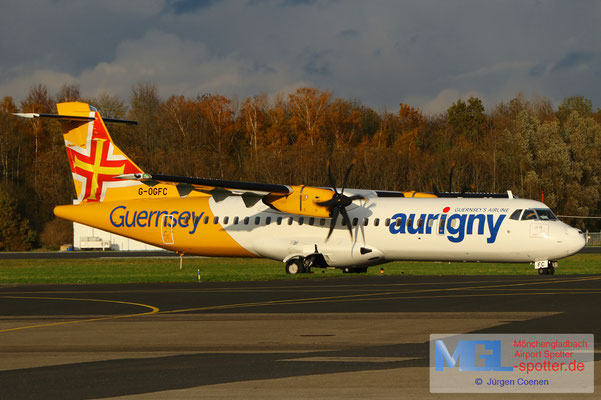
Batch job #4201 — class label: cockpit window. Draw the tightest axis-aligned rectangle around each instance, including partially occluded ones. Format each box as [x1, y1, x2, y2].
[509, 209, 522, 220]
[520, 208, 558, 221]
[521, 209, 538, 220]
[535, 208, 557, 221]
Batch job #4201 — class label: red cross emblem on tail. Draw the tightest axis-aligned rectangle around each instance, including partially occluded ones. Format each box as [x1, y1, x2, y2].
[66, 115, 142, 202]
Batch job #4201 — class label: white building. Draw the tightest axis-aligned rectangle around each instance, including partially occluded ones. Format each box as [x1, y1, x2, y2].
[70, 198, 163, 251]
[73, 222, 162, 251]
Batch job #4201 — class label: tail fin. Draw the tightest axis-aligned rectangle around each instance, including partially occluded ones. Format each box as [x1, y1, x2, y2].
[16, 102, 144, 203]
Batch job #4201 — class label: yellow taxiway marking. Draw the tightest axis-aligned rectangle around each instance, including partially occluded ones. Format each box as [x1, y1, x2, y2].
[0, 296, 159, 333]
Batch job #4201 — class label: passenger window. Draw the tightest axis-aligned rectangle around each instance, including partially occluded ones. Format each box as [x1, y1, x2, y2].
[417, 218, 423, 227]
[352, 218, 358, 226]
[244, 217, 250, 225]
[521, 209, 538, 221]
[319, 218, 326, 226]
[265, 217, 271, 225]
[224, 216, 229, 224]
[395, 219, 401, 228]
[276, 217, 282, 225]
[406, 218, 413, 227]
[288, 217, 293, 225]
[233, 216, 239, 225]
[255, 216, 260, 225]
[213, 216, 219, 224]
[428, 219, 434, 227]
[374, 218, 380, 227]
[309, 217, 315, 225]
[385, 218, 391, 227]
[363, 218, 369, 226]
[298, 217, 304, 225]
[203, 216, 209, 224]
[509, 209, 522, 221]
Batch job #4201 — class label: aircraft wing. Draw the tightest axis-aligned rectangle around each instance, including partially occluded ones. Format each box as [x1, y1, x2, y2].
[117, 173, 292, 206]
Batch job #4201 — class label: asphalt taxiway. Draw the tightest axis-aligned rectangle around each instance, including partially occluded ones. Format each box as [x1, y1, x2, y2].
[0, 275, 600, 399]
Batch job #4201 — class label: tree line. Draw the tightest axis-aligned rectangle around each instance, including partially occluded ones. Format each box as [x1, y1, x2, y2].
[1, 82, 600, 250]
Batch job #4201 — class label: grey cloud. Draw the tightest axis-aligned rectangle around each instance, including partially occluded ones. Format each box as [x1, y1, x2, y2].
[552, 51, 594, 72]
[167, 0, 222, 14]
[302, 49, 334, 76]
[338, 29, 359, 39]
[528, 64, 546, 77]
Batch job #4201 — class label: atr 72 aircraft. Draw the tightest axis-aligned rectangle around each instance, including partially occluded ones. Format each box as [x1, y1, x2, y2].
[15, 102, 585, 275]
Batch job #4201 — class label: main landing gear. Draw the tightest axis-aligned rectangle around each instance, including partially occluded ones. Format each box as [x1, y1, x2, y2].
[285, 254, 328, 274]
[285, 258, 307, 274]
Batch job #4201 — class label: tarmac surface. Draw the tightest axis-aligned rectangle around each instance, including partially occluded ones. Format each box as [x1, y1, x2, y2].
[0, 275, 600, 399]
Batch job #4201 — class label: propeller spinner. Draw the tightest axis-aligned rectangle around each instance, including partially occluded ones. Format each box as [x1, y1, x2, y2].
[316, 162, 365, 240]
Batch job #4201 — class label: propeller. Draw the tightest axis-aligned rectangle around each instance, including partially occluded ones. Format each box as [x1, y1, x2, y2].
[316, 162, 365, 241]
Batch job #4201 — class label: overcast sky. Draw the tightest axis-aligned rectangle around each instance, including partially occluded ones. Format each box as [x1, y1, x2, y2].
[1, 0, 600, 114]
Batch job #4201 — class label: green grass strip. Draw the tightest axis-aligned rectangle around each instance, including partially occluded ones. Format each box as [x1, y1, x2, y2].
[0, 254, 598, 284]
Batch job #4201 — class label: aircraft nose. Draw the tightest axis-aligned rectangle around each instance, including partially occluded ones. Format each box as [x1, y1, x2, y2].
[565, 227, 586, 256]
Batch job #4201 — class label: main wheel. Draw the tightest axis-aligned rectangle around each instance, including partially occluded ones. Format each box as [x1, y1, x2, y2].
[285, 259, 304, 275]
[548, 265, 555, 275]
[538, 268, 546, 275]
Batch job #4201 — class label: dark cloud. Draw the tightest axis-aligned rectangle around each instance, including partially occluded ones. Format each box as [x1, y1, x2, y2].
[167, 0, 222, 14]
[528, 64, 546, 77]
[303, 49, 334, 76]
[552, 51, 594, 72]
[338, 29, 359, 39]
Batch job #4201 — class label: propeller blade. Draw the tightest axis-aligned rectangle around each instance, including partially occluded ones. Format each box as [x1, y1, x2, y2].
[326, 207, 340, 241]
[341, 163, 354, 195]
[340, 206, 354, 239]
[327, 161, 338, 194]
[347, 194, 366, 202]
[316, 198, 338, 208]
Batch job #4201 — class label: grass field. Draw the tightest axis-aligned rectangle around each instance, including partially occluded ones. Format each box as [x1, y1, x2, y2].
[0, 253, 599, 284]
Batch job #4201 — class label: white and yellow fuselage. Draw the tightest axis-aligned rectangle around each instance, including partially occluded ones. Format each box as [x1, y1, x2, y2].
[56, 190, 585, 267]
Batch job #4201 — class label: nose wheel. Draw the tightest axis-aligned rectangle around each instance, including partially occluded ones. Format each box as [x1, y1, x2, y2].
[537, 261, 556, 275]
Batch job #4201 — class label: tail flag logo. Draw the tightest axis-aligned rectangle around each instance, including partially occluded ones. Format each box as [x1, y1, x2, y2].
[66, 113, 141, 202]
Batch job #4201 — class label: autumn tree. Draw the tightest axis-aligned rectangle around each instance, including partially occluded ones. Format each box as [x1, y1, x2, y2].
[129, 82, 164, 170]
[198, 94, 237, 178]
[0, 188, 36, 251]
[288, 88, 332, 145]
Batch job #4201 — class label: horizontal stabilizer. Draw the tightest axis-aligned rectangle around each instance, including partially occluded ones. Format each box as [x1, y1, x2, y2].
[13, 113, 137, 125]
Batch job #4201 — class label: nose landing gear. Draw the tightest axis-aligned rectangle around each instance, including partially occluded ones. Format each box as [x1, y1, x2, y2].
[537, 260, 557, 275]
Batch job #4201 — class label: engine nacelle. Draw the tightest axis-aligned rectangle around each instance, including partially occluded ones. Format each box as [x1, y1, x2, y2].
[263, 185, 334, 218]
